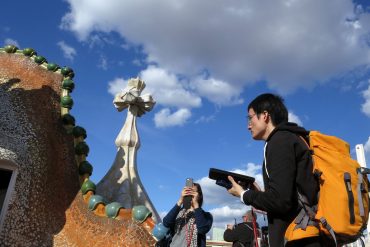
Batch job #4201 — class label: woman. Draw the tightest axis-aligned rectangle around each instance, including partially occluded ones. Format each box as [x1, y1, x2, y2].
[162, 183, 213, 247]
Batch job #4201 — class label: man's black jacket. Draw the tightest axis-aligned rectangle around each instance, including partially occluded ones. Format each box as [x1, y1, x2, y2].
[242, 122, 319, 247]
[223, 222, 255, 247]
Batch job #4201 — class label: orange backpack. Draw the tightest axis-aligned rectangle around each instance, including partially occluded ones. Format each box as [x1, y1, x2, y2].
[285, 131, 370, 245]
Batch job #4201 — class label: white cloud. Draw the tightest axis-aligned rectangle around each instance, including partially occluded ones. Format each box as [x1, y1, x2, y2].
[288, 111, 303, 126]
[195, 115, 215, 124]
[362, 80, 370, 117]
[57, 41, 77, 61]
[209, 205, 251, 228]
[4, 38, 19, 48]
[191, 77, 243, 106]
[197, 176, 248, 227]
[198, 176, 237, 206]
[107, 66, 248, 127]
[61, 0, 370, 95]
[98, 55, 108, 70]
[107, 70, 201, 128]
[197, 163, 264, 227]
[132, 59, 142, 66]
[140, 66, 202, 109]
[232, 164, 264, 191]
[108, 70, 201, 110]
[364, 137, 370, 165]
[108, 77, 126, 95]
[154, 108, 191, 128]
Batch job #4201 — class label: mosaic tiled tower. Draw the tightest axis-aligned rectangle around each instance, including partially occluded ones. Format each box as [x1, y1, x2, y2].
[0, 46, 157, 246]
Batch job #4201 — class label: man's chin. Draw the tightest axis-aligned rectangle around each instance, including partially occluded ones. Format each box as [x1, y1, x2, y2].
[251, 134, 261, 140]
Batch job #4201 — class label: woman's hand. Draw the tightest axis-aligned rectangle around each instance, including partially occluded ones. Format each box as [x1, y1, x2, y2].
[176, 186, 193, 206]
[190, 188, 199, 209]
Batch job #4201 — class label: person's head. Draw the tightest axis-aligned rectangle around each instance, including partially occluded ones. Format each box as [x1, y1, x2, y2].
[193, 183, 203, 207]
[247, 93, 288, 140]
[242, 210, 256, 222]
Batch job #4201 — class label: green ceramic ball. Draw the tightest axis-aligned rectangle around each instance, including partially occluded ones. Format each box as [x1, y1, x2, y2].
[79, 161, 93, 176]
[61, 67, 75, 79]
[132, 205, 152, 223]
[22, 48, 36, 56]
[72, 126, 87, 139]
[61, 95, 74, 109]
[105, 202, 125, 218]
[61, 114, 75, 126]
[34, 56, 47, 64]
[62, 79, 75, 92]
[75, 142, 89, 156]
[81, 179, 96, 194]
[88, 195, 105, 210]
[47, 63, 60, 72]
[4, 45, 18, 53]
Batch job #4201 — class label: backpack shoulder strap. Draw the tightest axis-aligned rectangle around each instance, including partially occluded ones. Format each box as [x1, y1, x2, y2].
[244, 223, 253, 231]
[236, 242, 247, 247]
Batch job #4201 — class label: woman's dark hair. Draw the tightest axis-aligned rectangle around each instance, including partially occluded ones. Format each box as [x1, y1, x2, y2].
[247, 93, 288, 126]
[194, 183, 203, 207]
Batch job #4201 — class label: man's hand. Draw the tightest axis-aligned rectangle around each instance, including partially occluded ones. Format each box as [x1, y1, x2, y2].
[251, 181, 262, 191]
[227, 176, 245, 197]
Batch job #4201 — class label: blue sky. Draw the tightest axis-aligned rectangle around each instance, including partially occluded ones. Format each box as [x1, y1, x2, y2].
[1, 0, 370, 229]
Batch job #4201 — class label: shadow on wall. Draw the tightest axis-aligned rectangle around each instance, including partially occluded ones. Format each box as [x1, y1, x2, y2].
[0, 79, 80, 246]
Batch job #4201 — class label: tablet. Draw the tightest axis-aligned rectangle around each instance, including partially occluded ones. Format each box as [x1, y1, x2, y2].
[209, 168, 255, 189]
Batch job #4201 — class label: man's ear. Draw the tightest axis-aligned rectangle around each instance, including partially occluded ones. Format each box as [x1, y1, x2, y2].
[262, 111, 270, 122]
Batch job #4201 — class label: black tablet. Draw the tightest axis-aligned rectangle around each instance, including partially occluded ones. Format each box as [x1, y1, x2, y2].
[209, 168, 255, 189]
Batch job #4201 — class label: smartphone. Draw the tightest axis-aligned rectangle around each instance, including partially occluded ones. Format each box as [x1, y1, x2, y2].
[183, 178, 193, 209]
[185, 178, 193, 188]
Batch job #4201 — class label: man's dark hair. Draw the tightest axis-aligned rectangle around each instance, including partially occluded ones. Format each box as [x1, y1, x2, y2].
[247, 93, 288, 126]
[194, 183, 203, 207]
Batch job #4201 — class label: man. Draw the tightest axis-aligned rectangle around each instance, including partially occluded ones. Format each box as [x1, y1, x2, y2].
[223, 210, 258, 247]
[227, 93, 321, 247]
